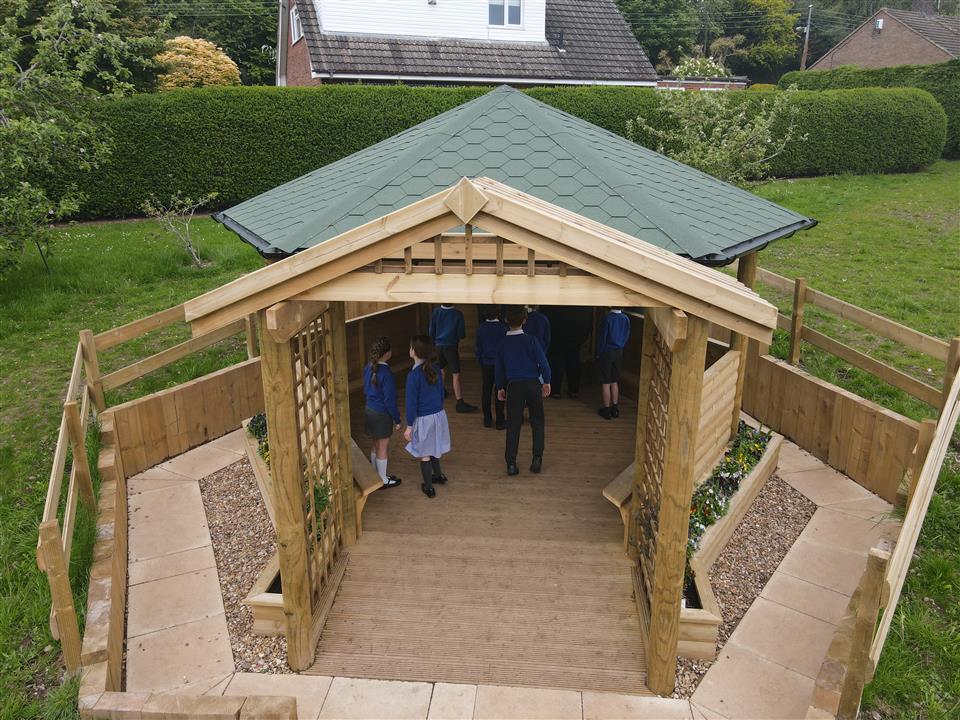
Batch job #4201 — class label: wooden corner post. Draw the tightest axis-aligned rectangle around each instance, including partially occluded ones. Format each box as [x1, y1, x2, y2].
[257, 310, 315, 671]
[628, 316, 658, 556]
[327, 301, 358, 546]
[647, 315, 709, 696]
[79, 329, 106, 412]
[729, 252, 758, 436]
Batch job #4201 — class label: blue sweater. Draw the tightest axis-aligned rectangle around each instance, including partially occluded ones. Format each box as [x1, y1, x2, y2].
[405, 362, 445, 424]
[363, 363, 400, 424]
[597, 311, 631, 354]
[429, 306, 466, 347]
[523, 310, 551, 352]
[495, 331, 552, 388]
[475, 319, 508, 366]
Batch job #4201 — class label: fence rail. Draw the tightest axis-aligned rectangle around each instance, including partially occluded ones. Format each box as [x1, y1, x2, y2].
[755, 267, 959, 413]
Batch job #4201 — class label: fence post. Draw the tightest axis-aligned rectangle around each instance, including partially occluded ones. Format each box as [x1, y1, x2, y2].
[838, 545, 890, 719]
[38, 521, 83, 674]
[244, 314, 259, 359]
[905, 419, 937, 512]
[79, 329, 106, 412]
[64, 401, 95, 509]
[942, 337, 960, 415]
[788, 277, 807, 365]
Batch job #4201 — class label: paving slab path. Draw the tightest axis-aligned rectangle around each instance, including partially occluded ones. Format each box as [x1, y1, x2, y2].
[122, 429, 900, 719]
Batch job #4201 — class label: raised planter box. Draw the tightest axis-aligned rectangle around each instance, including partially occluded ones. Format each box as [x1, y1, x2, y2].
[243, 552, 284, 636]
[677, 431, 783, 660]
[240, 418, 275, 527]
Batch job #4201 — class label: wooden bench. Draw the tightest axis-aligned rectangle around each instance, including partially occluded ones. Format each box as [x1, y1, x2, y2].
[351, 440, 385, 532]
[603, 463, 635, 548]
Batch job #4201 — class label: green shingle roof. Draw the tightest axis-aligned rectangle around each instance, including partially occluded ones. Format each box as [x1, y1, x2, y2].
[216, 86, 815, 265]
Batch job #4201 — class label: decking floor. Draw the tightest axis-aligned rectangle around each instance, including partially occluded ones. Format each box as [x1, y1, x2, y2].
[307, 369, 651, 695]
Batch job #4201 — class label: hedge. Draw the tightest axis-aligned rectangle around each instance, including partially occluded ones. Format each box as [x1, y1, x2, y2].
[72, 84, 946, 218]
[779, 60, 959, 158]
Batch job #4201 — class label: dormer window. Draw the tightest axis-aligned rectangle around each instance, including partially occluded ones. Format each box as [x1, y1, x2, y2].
[489, 0, 522, 26]
[290, 5, 304, 44]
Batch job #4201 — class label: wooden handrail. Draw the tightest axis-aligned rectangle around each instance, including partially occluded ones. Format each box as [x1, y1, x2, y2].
[93, 304, 185, 351]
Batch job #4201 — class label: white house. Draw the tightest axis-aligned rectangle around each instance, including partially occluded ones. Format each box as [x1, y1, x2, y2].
[276, 0, 657, 86]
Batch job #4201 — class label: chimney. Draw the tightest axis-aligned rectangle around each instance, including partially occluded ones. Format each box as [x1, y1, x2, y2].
[912, 0, 937, 15]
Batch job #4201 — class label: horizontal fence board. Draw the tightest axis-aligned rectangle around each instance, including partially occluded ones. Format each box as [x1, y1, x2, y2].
[94, 304, 185, 351]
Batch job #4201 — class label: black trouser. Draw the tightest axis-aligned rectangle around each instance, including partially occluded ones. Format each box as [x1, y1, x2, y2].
[548, 344, 583, 394]
[505, 379, 545, 462]
[480, 364, 505, 425]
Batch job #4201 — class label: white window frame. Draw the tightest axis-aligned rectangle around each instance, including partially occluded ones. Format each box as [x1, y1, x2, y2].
[290, 4, 304, 44]
[489, 0, 522, 28]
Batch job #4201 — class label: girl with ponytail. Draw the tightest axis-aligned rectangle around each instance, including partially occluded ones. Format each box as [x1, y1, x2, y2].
[404, 335, 452, 498]
[362, 336, 402, 488]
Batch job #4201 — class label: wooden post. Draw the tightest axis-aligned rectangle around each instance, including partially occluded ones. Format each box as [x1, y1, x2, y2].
[244, 314, 259, 359]
[38, 520, 82, 674]
[434, 235, 443, 275]
[527, 248, 535, 277]
[942, 337, 960, 415]
[79, 329, 106, 412]
[404, 246, 413, 274]
[646, 315, 709, 696]
[257, 310, 314, 671]
[465, 224, 474, 276]
[729, 251, 758, 436]
[327, 301, 358, 547]
[495, 237, 504, 275]
[788, 277, 807, 365]
[64, 401, 95, 509]
[906, 419, 937, 511]
[838, 546, 890, 719]
[628, 316, 657, 557]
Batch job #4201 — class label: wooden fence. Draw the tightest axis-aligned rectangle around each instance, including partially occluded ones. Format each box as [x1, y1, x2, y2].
[755, 267, 959, 413]
[810, 370, 959, 718]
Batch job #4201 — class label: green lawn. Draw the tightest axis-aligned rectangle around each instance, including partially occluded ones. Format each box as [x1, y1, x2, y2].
[1, 163, 957, 719]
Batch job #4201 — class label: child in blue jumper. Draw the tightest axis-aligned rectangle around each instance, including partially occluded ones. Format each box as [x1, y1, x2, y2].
[496, 306, 551, 476]
[597, 307, 631, 420]
[523, 305, 551, 352]
[404, 335, 451, 498]
[429, 304, 477, 413]
[475, 305, 508, 430]
[362, 336, 401, 488]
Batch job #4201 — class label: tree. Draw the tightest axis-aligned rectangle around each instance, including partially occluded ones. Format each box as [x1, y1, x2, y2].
[0, 0, 164, 276]
[163, 0, 277, 85]
[626, 87, 805, 184]
[154, 36, 241, 90]
[616, 0, 701, 69]
[721, 0, 799, 77]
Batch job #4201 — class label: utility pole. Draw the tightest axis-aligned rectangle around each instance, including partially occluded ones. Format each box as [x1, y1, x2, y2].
[799, 4, 814, 70]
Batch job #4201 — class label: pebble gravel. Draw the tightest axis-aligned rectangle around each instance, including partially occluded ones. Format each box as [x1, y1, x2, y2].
[200, 458, 291, 674]
[673, 474, 817, 698]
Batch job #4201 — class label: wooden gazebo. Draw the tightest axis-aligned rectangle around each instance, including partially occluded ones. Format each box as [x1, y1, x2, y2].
[184, 177, 777, 694]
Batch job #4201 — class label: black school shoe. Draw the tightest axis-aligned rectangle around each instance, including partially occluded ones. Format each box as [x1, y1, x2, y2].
[421, 483, 436, 498]
[611, 404, 620, 418]
[456, 399, 478, 413]
[483, 417, 493, 428]
[530, 456, 542, 473]
[597, 406, 612, 420]
[433, 474, 448, 485]
[506, 461, 520, 476]
[383, 475, 402, 488]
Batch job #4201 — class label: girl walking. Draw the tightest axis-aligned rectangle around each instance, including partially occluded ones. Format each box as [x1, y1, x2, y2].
[404, 335, 451, 498]
[363, 336, 402, 488]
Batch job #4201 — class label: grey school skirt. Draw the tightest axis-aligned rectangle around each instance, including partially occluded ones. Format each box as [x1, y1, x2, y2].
[364, 408, 394, 440]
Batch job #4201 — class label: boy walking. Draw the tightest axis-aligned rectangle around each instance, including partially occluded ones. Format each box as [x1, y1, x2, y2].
[496, 306, 552, 476]
[429, 303, 476, 413]
[597, 307, 631, 420]
[476, 305, 508, 429]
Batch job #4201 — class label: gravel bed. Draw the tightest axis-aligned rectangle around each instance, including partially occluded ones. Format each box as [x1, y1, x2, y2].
[672, 474, 817, 698]
[200, 458, 290, 673]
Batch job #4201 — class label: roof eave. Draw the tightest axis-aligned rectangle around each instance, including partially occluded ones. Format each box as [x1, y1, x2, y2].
[693, 218, 819, 267]
[213, 212, 289, 262]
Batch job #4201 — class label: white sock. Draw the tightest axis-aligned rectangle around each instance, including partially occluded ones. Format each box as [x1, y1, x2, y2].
[375, 457, 389, 483]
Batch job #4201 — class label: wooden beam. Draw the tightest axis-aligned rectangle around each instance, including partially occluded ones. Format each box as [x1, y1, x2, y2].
[264, 300, 327, 343]
[93, 304, 185, 351]
[646, 315, 709, 696]
[434, 235, 443, 275]
[730, 251, 758, 435]
[327, 301, 358, 546]
[646, 307, 688, 352]
[244, 314, 259, 359]
[296, 271, 666, 307]
[257, 311, 314, 671]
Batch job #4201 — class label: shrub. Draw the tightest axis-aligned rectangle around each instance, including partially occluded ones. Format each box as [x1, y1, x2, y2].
[779, 60, 960, 158]
[71, 84, 946, 218]
[748, 83, 776, 91]
[745, 87, 946, 176]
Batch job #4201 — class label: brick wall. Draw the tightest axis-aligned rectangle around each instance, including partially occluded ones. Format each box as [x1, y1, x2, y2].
[285, 33, 322, 86]
[811, 10, 951, 70]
